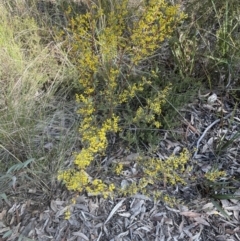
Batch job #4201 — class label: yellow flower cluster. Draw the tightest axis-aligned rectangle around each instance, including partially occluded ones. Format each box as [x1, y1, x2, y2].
[74, 149, 94, 169]
[114, 163, 123, 175]
[118, 82, 145, 103]
[58, 169, 89, 191]
[133, 84, 171, 128]
[118, 149, 190, 202]
[162, 194, 179, 207]
[120, 182, 138, 196]
[119, 178, 154, 197]
[64, 209, 71, 220]
[204, 169, 226, 182]
[86, 179, 115, 198]
[129, 0, 186, 64]
[140, 148, 190, 186]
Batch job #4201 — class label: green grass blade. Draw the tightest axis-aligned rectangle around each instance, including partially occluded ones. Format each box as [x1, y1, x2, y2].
[210, 198, 230, 220]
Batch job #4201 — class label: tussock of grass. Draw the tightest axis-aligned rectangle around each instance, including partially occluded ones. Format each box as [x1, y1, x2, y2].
[0, 2, 78, 199]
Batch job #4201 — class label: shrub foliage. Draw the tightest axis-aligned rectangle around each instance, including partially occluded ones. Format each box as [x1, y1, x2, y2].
[57, 0, 188, 198]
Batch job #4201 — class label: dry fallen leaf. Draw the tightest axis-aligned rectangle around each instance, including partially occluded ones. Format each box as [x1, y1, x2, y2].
[0, 227, 10, 236]
[50, 200, 58, 212]
[104, 199, 125, 224]
[180, 211, 201, 218]
[193, 216, 210, 226]
[44, 142, 53, 150]
[72, 231, 89, 240]
[202, 202, 214, 210]
[202, 137, 214, 153]
[88, 200, 99, 214]
[0, 210, 6, 221]
[208, 93, 218, 105]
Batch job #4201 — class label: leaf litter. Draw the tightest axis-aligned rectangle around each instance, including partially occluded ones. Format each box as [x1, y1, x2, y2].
[1, 90, 240, 240]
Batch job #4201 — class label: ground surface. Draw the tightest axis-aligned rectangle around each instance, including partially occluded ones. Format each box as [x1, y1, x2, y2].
[1, 89, 240, 241]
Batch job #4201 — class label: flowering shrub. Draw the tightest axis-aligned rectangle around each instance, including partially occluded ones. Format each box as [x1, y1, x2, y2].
[204, 169, 226, 182]
[57, 0, 187, 198]
[119, 148, 191, 197]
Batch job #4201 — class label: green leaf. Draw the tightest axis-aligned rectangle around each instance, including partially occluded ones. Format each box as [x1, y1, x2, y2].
[210, 198, 230, 220]
[7, 158, 35, 174]
[3, 230, 12, 238]
[211, 194, 240, 200]
[0, 193, 9, 203]
[217, 132, 240, 155]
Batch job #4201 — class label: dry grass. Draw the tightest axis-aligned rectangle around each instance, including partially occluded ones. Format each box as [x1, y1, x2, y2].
[0, 1, 79, 201]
